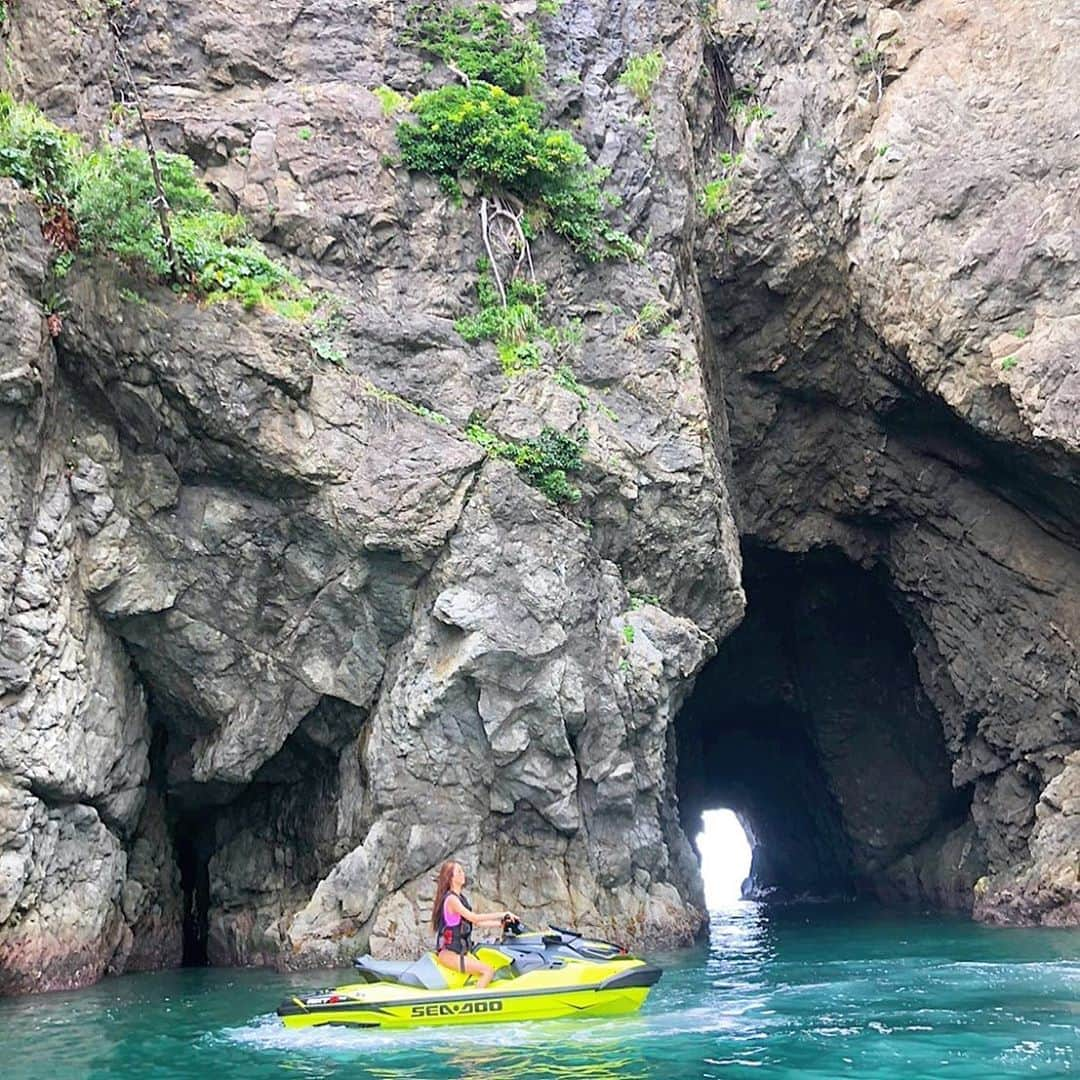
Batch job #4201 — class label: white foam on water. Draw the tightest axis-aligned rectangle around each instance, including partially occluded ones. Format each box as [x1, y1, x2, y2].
[221, 1003, 745, 1059]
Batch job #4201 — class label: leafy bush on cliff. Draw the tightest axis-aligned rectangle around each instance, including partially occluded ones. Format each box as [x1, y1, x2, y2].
[397, 81, 635, 261]
[0, 93, 79, 202]
[76, 145, 310, 313]
[0, 92, 311, 315]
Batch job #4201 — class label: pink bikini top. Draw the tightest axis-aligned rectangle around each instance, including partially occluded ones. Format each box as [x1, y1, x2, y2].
[443, 894, 461, 927]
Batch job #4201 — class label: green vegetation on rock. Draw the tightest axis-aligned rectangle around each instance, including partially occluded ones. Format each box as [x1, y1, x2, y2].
[454, 262, 547, 375]
[553, 363, 587, 401]
[454, 260, 587, 377]
[372, 86, 410, 117]
[728, 88, 774, 127]
[395, 1, 636, 264]
[401, 2, 544, 95]
[624, 299, 669, 342]
[466, 421, 585, 502]
[392, 0, 632, 488]
[0, 93, 79, 201]
[852, 36, 886, 75]
[0, 92, 313, 316]
[698, 151, 743, 220]
[397, 81, 635, 261]
[699, 178, 732, 218]
[362, 381, 451, 425]
[618, 51, 664, 107]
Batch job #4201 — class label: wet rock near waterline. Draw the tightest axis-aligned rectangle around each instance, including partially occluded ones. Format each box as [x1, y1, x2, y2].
[974, 750, 1080, 927]
[0, 778, 126, 995]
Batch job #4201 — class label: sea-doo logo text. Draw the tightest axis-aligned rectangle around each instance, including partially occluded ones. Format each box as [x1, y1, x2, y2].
[410, 1000, 504, 1017]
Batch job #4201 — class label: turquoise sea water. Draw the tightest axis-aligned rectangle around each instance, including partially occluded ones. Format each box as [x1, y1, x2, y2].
[1, 903, 1076, 1079]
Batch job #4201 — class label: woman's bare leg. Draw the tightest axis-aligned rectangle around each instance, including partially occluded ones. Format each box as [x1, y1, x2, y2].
[461, 953, 495, 988]
[436, 949, 495, 988]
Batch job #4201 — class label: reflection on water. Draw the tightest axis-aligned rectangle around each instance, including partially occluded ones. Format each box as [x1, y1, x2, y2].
[0, 902, 1077, 1079]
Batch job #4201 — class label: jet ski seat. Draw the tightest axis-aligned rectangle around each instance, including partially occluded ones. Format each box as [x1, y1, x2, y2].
[353, 957, 411, 983]
[396, 954, 451, 990]
[354, 953, 451, 990]
[354, 947, 547, 989]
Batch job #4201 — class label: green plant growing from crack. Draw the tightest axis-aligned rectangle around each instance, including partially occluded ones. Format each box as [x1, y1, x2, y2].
[372, 86, 410, 117]
[728, 87, 774, 128]
[624, 299, 669, 342]
[466, 421, 585, 502]
[699, 152, 743, 219]
[454, 260, 583, 374]
[852, 36, 887, 99]
[618, 51, 664, 108]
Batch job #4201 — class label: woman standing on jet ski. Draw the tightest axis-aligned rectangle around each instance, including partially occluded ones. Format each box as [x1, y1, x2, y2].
[432, 860, 517, 988]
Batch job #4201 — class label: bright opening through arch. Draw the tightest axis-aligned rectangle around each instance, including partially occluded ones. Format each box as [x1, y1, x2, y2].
[695, 808, 753, 908]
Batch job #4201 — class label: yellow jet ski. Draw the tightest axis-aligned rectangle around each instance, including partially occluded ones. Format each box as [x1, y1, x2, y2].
[277, 921, 662, 1030]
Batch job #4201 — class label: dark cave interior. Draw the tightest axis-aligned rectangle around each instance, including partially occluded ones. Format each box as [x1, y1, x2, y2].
[677, 543, 973, 905]
[174, 813, 212, 967]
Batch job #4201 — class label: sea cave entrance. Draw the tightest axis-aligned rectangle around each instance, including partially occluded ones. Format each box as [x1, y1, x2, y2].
[695, 808, 753, 907]
[677, 543, 973, 909]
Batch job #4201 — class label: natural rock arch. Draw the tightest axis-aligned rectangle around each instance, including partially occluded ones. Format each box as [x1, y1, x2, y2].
[676, 545, 979, 910]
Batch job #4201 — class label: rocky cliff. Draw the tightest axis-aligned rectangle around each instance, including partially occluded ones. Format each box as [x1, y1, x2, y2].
[0, 0, 1076, 995]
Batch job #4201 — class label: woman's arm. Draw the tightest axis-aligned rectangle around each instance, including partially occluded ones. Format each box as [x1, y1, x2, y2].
[474, 911, 515, 926]
[445, 897, 516, 926]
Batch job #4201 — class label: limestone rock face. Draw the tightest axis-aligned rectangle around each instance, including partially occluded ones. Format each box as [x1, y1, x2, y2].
[0, 181, 175, 991]
[696, 0, 1078, 923]
[284, 468, 714, 963]
[1, 0, 744, 980]
[0, 0, 1076, 994]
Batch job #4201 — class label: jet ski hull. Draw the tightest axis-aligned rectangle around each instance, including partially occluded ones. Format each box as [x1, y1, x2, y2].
[278, 958, 661, 1030]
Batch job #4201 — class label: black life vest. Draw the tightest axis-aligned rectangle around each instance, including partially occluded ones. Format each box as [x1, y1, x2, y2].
[435, 890, 473, 954]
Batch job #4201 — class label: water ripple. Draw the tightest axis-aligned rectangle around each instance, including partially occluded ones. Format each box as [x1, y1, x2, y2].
[1, 903, 1076, 1079]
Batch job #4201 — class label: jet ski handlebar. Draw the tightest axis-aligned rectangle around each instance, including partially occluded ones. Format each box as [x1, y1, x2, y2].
[500, 913, 528, 936]
[498, 916, 628, 956]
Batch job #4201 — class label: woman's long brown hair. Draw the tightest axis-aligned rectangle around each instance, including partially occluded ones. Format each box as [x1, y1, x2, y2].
[431, 861, 458, 933]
